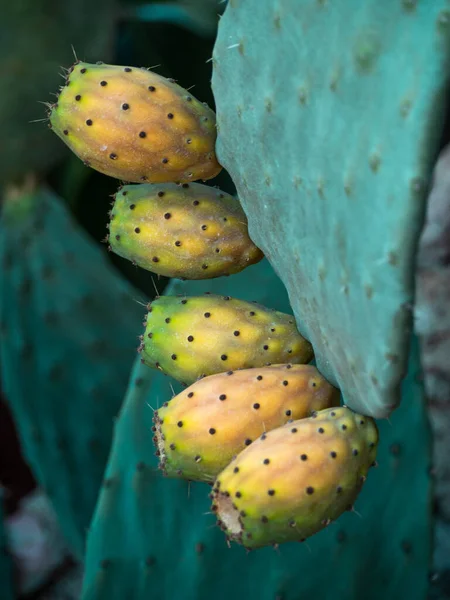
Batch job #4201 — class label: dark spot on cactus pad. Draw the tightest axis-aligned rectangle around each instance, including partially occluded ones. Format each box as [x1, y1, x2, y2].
[171, 354, 177, 360]
[221, 354, 228, 361]
[330, 411, 336, 417]
[249, 311, 256, 316]
[235, 491, 242, 498]
[284, 410, 292, 417]
[306, 487, 315, 495]
[261, 433, 267, 440]
[164, 212, 171, 220]
[215, 248, 221, 253]
[186, 138, 192, 144]
[175, 240, 182, 246]
[253, 403, 260, 409]
[330, 451, 337, 458]
[110, 153, 117, 160]
[139, 131, 147, 138]
[202, 265, 208, 270]
[170, 443, 176, 450]
[263, 345, 269, 350]
[188, 392, 194, 398]
[336, 486, 343, 494]
[195, 455, 201, 462]
[165, 318, 171, 323]
[86, 119, 93, 126]
[341, 424, 347, 430]
[204, 312, 211, 318]
[245, 439, 252, 446]
[318, 427, 325, 434]
[75, 94, 81, 101]
[135, 227, 141, 233]
[219, 394, 226, 400]
[268, 489, 275, 496]
[129, 204, 136, 210]
[181, 299, 187, 304]
[209, 428, 216, 435]
[124, 67, 132, 72]
[148, 85, 156, 92]
[233, 466, 239, 473]
[187, 335, 194, 342]
[80, 68, 87, 74]
[282, 380, 289, 386]
[122, 103, 130, 110]
[227, 370, 233, 375]
[152, 257, 159, 262]
[300, 454, 308, 461]
[352, 449, 359, 456]
[100, 80, 107, 86]
[291, 428, 298, 433]
[257, 375, 263, 381]
[63, 129, 69, 135]
[162, 158, 169, 164]
[201, 224, 207, 231]
[177, 421, 183, 428]
[167, 113, 174, 119]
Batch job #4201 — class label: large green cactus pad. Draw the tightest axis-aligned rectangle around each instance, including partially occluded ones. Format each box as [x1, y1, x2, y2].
[212, 0, 450, 418]
[81, 259, 432, 600]
[0, 185, 143, 557]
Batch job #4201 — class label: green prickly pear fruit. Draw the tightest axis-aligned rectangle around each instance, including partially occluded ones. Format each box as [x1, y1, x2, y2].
[108, 182, 264, 279]
[153, 364, 340, 482]
[140, 294, 314, 384]
[48, 61, 222, 183]
[211, 406, 378, 549]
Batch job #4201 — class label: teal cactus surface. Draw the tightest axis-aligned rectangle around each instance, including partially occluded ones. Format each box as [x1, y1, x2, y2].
[0, 185, 143, 558]
[81, 260, 432, 600]
[211, 0, 450, 418]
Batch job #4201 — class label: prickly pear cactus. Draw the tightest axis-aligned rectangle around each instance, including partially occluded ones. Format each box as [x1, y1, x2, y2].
[0, 183, 143, 557]
[140, 293, 313, 383]
[49, 61, 221, 184]
[154, 364, 339, 482]
[81, 260, 433, 600]
[212, 406, 378, 549]
[212, 0, 450, 418]
[0, 0, 117, 185]
[108, 182, 263, 279]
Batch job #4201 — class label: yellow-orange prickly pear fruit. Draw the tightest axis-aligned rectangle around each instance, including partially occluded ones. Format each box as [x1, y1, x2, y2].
[140, 294, 314, 384]
[108, 182, 263, 279]
[153, 364, 340, 482]
[211, 406, 379, 549]
[48, 61, 222, 183]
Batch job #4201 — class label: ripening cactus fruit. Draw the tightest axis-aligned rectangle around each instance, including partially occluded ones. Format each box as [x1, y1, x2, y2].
[211, 406, 378, 549]
[140, 294, 314, 384]
[153, 364, 340, 482]
[108, 182, 263, 279]
[48, 61, 222, 183]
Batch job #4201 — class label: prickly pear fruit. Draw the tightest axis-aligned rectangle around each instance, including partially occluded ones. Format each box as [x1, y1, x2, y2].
[153, 364, 340, 482]
[140, 294, 314, 384]
[48, 61, 222, 183]
[211, 406, 378, 549]
[108, 182, 263, 279]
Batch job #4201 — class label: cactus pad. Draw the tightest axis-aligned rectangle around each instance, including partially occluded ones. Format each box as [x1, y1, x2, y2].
[153, 364, 339, 482]
[49, 61, 222, 184]
[212, 406, 378, 549]
[212, 0, 450, 418]
[108, 182, 263, 279]
[140, 293, 314, 384]
[0, 184, 142, 557]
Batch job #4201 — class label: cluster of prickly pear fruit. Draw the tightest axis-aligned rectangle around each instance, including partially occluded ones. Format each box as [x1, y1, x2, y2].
[46, 58, 381, 552]
[108, 182, 263, 279]
[211, 406, 379, 549]
[140, 293, 314, 384]
[49, 61, 221, 184]
[153, 364, 340, 482]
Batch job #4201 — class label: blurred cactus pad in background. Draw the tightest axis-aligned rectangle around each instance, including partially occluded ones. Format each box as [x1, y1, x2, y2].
[1, 1, 450, 599]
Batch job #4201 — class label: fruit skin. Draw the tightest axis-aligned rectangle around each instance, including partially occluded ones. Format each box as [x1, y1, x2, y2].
[108, 182, 263, 279]
[153, 364, 340, 482]
[48, 61, 222, 184]
[211, 406, 378, 549]
[140, 294, 314, 384]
